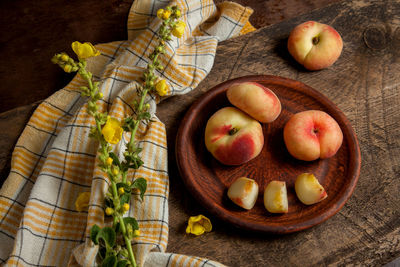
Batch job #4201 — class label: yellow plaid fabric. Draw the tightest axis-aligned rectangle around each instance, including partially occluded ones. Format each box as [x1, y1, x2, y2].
[0, 0, 254, 266]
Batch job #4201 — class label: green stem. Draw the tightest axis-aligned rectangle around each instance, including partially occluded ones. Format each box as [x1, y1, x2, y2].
[128, 88, 149, 151]
[122, 172, 127, 184]
[118, 214, 137, 267]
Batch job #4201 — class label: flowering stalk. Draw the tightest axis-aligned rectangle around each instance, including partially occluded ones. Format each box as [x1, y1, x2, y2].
[52, 5, 184, 267]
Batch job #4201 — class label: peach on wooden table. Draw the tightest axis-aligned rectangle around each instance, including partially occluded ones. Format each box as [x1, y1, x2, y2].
[226, 82, 281, 123]
[205, 107, 264, 165]
[227, 177, 259, 210]
[263, 181, 288, 213]
[295, 173, 327, 205]
[283, 110, 343, 161]
[287, 21, 343, 70]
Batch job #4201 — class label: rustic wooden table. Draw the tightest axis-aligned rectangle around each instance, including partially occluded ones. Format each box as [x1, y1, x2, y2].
[1, 0, 400, 266]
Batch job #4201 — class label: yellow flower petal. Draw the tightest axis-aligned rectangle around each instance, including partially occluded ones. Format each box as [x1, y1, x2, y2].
[157, 9, 164, 19]
[101, 117, 123, 144]
[172, 21, 186, 38]
[162, 10, 171, 20]
[75, 192, 91, 212]
[71, 41, 101, 59]
[186, 215, 212, 236]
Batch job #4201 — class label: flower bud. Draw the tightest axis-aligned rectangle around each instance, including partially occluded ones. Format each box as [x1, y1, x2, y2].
[105, 207, 114, 216]
[122, 203, 130, 212]
[118, 187, 125, 195]
[64, 64, 72, 73]
[175, 10, 181, 18]
[106, 157, 113, 166]
[134, 229, 140, 236]
[155, 79, 168, 96]
[156, 46, 164, 53]
[98, 92, 103, 99]
[112, 168, 119, 176]
[61, 54, 69, 62]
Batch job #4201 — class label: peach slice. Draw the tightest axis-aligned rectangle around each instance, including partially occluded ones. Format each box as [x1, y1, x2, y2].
[227, 177, 259, 210]
[263, 181, 288, 213]
[295, 173, 328, 205]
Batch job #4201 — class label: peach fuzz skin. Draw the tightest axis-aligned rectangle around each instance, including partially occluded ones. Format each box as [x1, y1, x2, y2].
[205, 107, 264, 165]
[226, 82, 281, 123]
[283, 110, 343, 161]
[287, 21, 343, 70]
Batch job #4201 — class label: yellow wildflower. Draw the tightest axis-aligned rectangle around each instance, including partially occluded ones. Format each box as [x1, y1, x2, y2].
[156, 9, 164, 19]
[101, 116, 123, 144]
[172, 21, 186, 38]
[105, 207, 114, 216]
[118, 187, 125, 195]
[186, 215, 212, 236]
[75, 192, 91, 212]
[71, 41, 101, 59]
[155, 79, 168, 96]
[122, 203, 130, 212]
[175, 10, 181, 18]
[162, 10, 171, 20]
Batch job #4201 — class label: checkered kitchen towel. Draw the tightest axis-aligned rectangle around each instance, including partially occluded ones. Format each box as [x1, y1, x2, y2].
[0, 0, 254, 266]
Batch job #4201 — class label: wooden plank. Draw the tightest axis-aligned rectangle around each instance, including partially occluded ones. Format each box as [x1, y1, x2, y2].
[0, 0, 341, 113]
[0, 0, 399, 265]
[160, 0, 400, 266]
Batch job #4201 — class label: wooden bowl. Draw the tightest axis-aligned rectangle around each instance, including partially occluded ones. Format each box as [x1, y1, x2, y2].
[176, 75, 361, 234]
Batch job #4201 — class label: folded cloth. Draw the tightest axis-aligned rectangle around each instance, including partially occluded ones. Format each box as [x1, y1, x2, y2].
[0, 0, 254, 266]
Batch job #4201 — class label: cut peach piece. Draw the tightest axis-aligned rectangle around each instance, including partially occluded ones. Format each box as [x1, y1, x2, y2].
[263, 181, 288, 213]
[227, 177, 259, 210]
[295, 173, 328, 205]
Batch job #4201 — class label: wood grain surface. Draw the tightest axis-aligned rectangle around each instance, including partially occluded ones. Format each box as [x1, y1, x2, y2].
[175, 75, 361, 234]
[1, 0, 400, 266]
[0, 0, 341, 113]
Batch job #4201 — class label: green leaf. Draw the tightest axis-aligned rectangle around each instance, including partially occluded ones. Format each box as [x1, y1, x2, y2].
[123, 217, 139, 230]
[116, 183, 131, 193]
[96, 227, 116, 248]
[90, 224, 101, 245]
[104, 196, 113, 209]
[128, 158, 144, 170]
[102, 255, 117, 267]
[108, 152, 121, 167]
[119, 193, 131, 206]
[132, 178, 147, 200]
[116, 260, 128, 267]
[98, 246, 107, 260]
